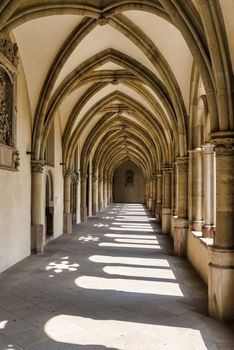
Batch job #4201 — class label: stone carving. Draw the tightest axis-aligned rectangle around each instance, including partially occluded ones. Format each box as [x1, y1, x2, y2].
[31, 160, 45, 173]
[13, 150, 20, 169]
[0, 33, 18, 67]
[0, 68, 13, 146]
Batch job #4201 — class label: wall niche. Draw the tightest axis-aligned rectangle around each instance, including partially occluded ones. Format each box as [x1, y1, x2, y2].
[0, 32, 19, 171]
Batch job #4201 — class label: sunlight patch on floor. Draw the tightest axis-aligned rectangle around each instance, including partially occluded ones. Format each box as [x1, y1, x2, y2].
[114, 238, 158, 245]
[75, 276, 183, 296]
[105, 233, 157, 239]
[89, 255, 170, 267]
[98, 242, 161, 249]
[44, 315, 207, 350]
[103, 266, 176, 280]
[109, 227, 154, 232]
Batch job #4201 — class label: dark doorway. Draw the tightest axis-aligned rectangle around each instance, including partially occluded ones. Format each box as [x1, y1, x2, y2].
[45, 172, 54, 240]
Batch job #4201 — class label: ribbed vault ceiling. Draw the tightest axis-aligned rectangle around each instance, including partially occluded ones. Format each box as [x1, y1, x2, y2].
[2, 0, 233, 179]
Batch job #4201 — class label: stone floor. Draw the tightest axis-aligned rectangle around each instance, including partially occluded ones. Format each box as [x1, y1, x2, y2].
[0, 203, 234, 350]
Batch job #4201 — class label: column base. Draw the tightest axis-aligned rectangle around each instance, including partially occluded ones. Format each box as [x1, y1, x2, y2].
[174, 218, 188, 257]
[170, 215, 177, 238]
[63, 213, 72, 234]
[209, 247, 234, 321]
[162, 208, 171, 234]
[98, 201, 103, 211]
[192, 220, 204, 232]
[202, 224, 215, 238]
[155, 202, 162, 223]
[31, 224, 44, 254]
[81, 207, 87, 223]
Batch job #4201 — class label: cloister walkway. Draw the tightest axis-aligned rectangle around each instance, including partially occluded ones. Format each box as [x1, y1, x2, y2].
[0, 204, 233, 350]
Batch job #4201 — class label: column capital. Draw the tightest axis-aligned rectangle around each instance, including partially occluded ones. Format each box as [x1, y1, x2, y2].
[92, 175, 97, 182]
[202, 142, 215, 154]
[64, 169, 73, 178]
[162, 166, 172, 174]
[188, 147, 202, 154]
[31, 160, 45, 173]
[176, 156, 189, 169]
[81, 173, 88, 181]
[98, 177, 103, 182]
[151, 174, 157, 180]
[156, 171, 162, 178]
[71, 171, 79, 184]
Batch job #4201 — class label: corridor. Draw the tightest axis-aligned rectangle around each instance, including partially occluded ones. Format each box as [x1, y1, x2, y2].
[0, 204, 233, 350]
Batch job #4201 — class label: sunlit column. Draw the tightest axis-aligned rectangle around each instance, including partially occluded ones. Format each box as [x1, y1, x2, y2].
[170, 162, 177, 237]
[155, 171, 162, 222]
[148, 178, 153, 210]
[109, 179, 113, 204]
[208, 134, 234, 321]
[98, 177, 103, 211]
[80, 173, 88, 222]
[174, 157, 188, 256]
[144, 178, 150, 207]
[31, 160, 45, 253]
[151, 174, 157, 213]
[92, 175, 97, 215]
[63, 169, 72, 234]
[191, 148, 204, 231]
[162, 167, 172, 234]
[103, 177, 107, 208]
[202, 143, 215, 237]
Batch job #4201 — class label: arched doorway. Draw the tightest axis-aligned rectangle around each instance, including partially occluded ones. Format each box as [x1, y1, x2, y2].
[113, 160, 144, 203]
[45, 172, 54, 241]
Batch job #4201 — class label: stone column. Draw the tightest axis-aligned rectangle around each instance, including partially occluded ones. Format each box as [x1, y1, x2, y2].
[148, 178, 154, 210]
[171, 162, 177, 237]
[144, 179, 150, 207]
[107, 178, 110, 206]
[191, 148, 204, 231]
[103, 177, 107, 208]
[151, 174, 157, 213]
[202, 143, 215, 237]
[155, 172, 162, 222]
[174, 157, 189, 257]
[80, 173, 88, 222]
[109, 179, 113, 204]
[208, 135, 234, 321]
[31, 160, 45, 254]
[98, 177, 103, 210]
[92, 175, 97, 216]
[162, 167, 172, 234]
[63, 169, 72, 234]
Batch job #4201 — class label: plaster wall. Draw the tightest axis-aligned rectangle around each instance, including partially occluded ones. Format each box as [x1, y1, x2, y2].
[43, 112, 64, 243]
[113, 161, 144, 203]
[0, 61, 31, 273]
[187, 230, 211, 285]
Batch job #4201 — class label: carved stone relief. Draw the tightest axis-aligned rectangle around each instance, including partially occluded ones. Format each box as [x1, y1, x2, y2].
[0, 32, 19, 171]
[0, 67, 13, 146]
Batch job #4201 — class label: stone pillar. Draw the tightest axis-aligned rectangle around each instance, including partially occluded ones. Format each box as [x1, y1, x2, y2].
[208, 135, 234, 321]
[92, 175, 97, 216]
[98, 177, 103, 211]
[144, 179, 150, 207]
[103, 177, 107, 208]
[31, 160, 45, 254]
[109, 179, 113, 204]
[174, 157, 188, 257]
[148, 178, 153, 210]
[63, 170, 72, 234]
[202, 143, 216, 237]
[151, 174, 157, 213]
[107, 178, 110, 206]
[155, 172, 162, 222]
[191, 148, 204, 231]
[171, 162, 177, 237]
[80, 174, 88, 222]
[162, 167, 172, 234]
